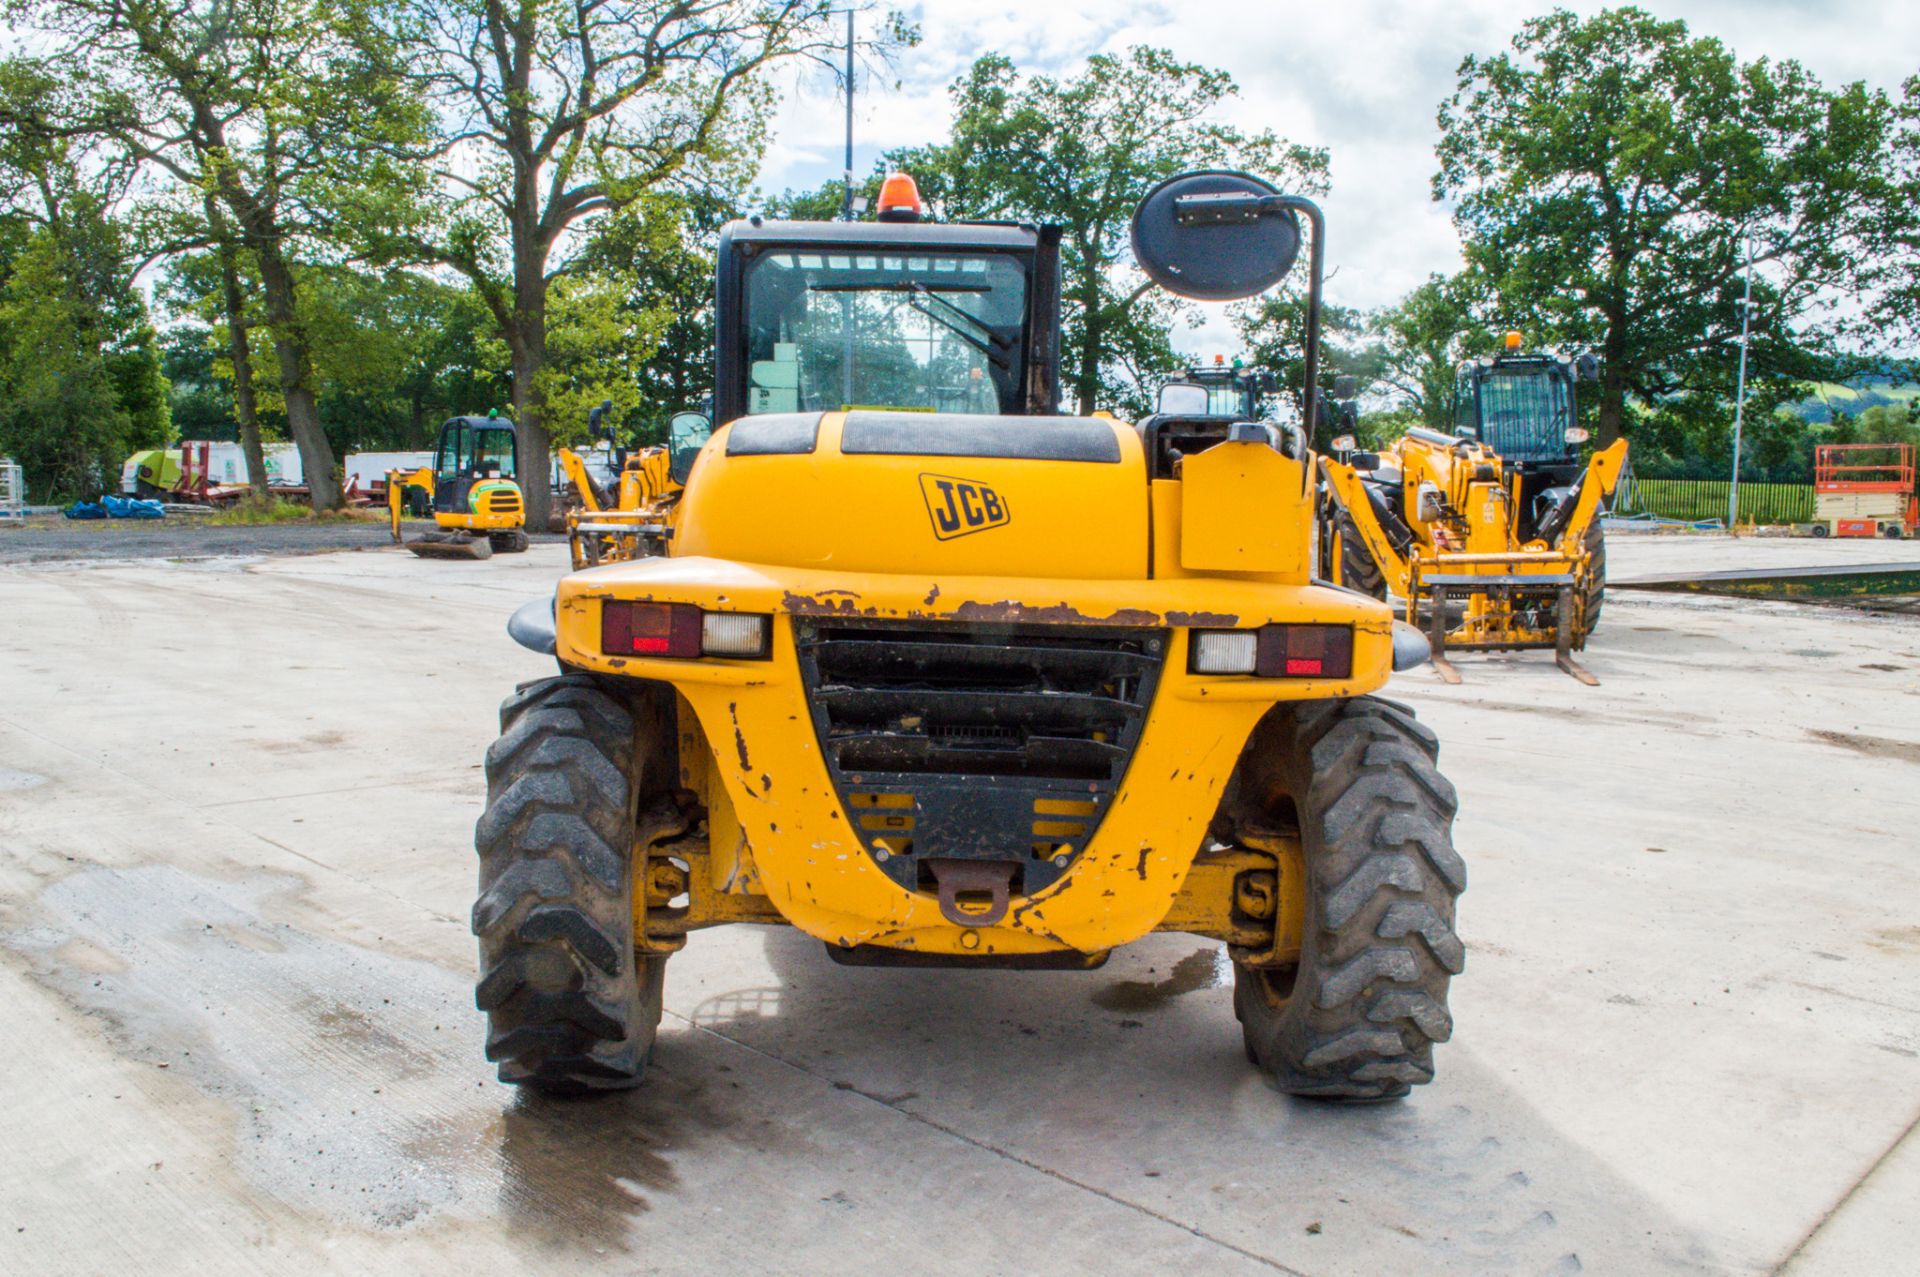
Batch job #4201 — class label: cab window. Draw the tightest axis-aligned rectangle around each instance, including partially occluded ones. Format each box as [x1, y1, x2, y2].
[436, 422, 468, 479]
[741, 250, 1028, 415]
[473, 426, 516, 478]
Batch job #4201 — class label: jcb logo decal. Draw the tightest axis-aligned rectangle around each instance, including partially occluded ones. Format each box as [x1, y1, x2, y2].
[919, 473, 1010, 540]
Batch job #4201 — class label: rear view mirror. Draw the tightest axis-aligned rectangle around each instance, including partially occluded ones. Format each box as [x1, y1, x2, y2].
[1130, 171, 1302, 301]
[1157, 383, 1210, 416]
[1575, 354, 1600, 382]
[1333, 375, 1359, 400]
[668, 411, 712, 485]
[1350, 451, 1381, 472]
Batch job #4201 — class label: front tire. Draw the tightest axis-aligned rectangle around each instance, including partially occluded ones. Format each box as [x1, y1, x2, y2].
[473, 674, 664, 1093]
[1579, 518, 1606, 639]
[1332, 508, 1387, 600]
[1231, 697, 1463, 1101]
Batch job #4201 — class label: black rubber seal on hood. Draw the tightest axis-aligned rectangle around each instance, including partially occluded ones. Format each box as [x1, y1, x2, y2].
[726, 412, 824, 456]
[840, 411, 1121, 462]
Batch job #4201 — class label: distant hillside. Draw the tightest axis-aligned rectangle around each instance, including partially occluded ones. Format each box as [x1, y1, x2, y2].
[1787, 381, 1919, 423]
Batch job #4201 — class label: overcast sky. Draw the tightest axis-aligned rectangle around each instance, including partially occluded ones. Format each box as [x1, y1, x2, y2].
[756, 0, 1920, 358]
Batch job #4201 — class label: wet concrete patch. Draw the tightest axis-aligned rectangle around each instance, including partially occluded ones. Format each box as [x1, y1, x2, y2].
[1091, 946, 1229, 1012]
[0, 864, 685, 1250]
[1808, 729, 1920, 766]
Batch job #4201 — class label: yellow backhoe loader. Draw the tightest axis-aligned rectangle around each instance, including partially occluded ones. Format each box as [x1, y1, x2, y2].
[1322, 334, 1626, 683]
[478, 170, 1463, 1102]
[388, 414, 530, 560]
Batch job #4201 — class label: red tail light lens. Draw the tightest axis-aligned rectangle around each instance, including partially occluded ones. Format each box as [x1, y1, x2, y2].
[1187, 624, 1356, 678]
[602, 601, 702, 658]
[1255, 624, 1353, 679]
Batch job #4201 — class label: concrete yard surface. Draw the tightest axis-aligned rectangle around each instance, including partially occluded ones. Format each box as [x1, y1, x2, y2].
[1, 540, 1916, 1275]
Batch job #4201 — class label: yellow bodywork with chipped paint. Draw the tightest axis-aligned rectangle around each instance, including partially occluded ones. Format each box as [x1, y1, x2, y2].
[553, 411, 1395, 960]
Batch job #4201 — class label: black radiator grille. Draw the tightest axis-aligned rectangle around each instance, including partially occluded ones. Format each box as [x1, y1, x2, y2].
[793, 620, 1166, 896]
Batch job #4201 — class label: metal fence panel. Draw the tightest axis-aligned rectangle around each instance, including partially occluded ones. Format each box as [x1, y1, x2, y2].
[1617, 478, 1813, 525]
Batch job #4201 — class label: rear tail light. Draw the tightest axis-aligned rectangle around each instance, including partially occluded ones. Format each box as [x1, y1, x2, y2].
[1189, 624, 1353, 679]
[601, 602, 772, 660]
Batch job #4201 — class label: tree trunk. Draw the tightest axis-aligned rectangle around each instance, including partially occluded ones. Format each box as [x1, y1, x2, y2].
[510, 253, 552, 531]
[1597, 309, 1629, 446]
[208, 202, 268, 497]
[252, 242, 342, 509]
[1075, 312, 1103, 416]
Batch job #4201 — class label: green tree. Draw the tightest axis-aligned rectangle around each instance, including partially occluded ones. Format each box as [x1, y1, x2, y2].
[1436, 7, 1914, 446]
[891, 48, 1327, 417]
[1235, 293, 1370, 445]
[1364, 275, 1485, 429]
[9, 0, 433, 507]
[0, 62, 169, 497]
[390, 1, 903, 528]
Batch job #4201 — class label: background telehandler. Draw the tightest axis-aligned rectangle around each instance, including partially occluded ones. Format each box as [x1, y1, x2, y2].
[1323, 333, 1626, 683]
[477, 170, 1463, 1102]
[386, 414, 530, 560]
[555, 402, 711, 568]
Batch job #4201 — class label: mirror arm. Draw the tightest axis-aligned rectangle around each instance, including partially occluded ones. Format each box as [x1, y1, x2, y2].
[1264, 195, 1327, 450]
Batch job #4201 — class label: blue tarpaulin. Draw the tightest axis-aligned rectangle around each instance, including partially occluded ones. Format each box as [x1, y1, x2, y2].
[104, 495, 165, 519]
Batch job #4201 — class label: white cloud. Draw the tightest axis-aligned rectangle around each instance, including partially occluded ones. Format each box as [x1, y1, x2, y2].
[756, 0, 1919, 358]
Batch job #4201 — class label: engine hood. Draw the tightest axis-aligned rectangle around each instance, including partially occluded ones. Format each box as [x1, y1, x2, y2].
[671, 411, 1149, 579]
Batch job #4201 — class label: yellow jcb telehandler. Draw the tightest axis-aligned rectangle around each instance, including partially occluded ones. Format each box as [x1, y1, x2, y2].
[555, 402, 709, 568]
[478, 170, 1463, 1102]
[387, 414, 530, 560]
[1322, 334, 1627, 684]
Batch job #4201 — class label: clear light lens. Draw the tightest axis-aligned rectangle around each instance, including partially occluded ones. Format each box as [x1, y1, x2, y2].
[1191, 630, 1258, 674]
[1565, 426, 1591, 444]
[1331, 434, 1357, 452]
[701, 612, 770, 657]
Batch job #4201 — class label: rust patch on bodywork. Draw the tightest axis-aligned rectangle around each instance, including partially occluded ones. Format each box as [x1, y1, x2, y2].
[727, 702, 751, 770]
[949, 599, 1161, 626]
[1164, 609, 1239, 627]
[780, 589, 876, 616]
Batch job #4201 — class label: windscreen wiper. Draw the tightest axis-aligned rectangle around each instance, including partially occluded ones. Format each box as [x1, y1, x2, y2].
[805, 280, 1012, 368]
[906, 297, 1011, 368]
[904, 282, 1013, 351]
[808, 280, 1011, 350]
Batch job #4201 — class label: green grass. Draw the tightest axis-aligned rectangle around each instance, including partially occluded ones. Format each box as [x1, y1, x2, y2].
[205, 497, 377, 526]
[1804, 382, 1920, 404]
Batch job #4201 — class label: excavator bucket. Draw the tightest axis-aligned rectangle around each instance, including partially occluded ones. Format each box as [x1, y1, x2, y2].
[405, 530, 493, 560]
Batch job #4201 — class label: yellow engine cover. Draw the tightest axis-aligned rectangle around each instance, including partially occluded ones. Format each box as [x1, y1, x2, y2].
[672, 411, 1149, 579]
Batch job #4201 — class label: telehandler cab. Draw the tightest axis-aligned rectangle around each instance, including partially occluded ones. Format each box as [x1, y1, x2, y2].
[1322, 333, 1626, 684]
[480, 171, 1463, 1101]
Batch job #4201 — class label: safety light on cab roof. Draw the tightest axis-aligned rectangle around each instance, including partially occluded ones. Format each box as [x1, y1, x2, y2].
[601, 601, 771, 660]
[875, 171, 925, 223]
[1191, 624, 1354, 679]
[1503, 329, 1524, 350]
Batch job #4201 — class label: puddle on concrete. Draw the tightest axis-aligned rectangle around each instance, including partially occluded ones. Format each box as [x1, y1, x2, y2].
[1091, 946, 1230, 1012]
[1, 863, 686, 1250]
[1807, 728, 1920, 766]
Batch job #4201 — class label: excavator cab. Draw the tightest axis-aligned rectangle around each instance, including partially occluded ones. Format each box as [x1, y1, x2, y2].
[434, 417, 520, 516]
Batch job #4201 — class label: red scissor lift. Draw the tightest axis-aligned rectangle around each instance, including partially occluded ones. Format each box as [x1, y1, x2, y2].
[1813, 443, 1917, 539]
